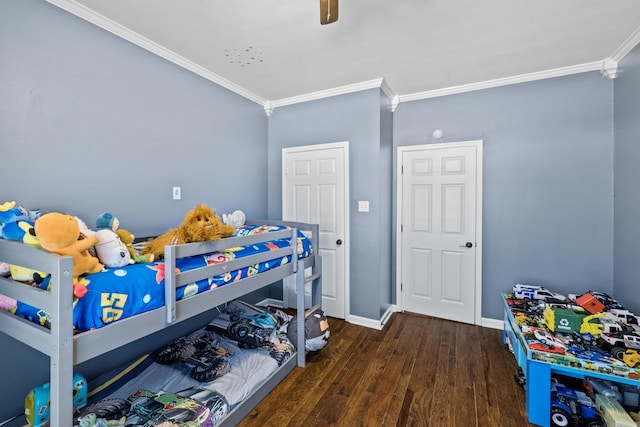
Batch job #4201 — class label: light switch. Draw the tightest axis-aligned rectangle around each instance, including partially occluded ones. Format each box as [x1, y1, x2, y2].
[358, 201, 369, 212]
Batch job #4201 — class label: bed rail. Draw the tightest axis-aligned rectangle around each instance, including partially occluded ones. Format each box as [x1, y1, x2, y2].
[0, 239, 75, 427]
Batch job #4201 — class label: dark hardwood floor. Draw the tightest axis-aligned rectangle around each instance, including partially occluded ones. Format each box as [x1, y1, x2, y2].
[239, 311, 537, 427]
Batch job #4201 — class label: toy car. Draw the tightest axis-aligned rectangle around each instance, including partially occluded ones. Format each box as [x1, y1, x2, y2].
[513, 283, 567, 303]
[532, 327, 568, 351]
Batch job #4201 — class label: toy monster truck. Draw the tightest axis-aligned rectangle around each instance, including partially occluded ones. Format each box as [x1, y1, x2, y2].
[598, 330, 640, 360]
[152, 330, 232, 382]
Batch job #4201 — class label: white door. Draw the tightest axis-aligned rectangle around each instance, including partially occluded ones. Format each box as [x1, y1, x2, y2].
[282, 142, 349, 319]
[398, 141, 482, 325]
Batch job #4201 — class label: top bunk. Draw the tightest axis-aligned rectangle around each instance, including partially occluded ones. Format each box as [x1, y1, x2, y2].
[0, 218, 320, 364]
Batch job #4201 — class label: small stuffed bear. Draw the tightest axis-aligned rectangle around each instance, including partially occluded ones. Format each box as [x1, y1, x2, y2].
[35, 212, 104, 282]
[116, 229, 153, 263]
[141, 204, 236, 260]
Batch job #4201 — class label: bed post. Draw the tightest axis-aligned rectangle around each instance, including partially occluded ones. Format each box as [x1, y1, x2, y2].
[165, 245, 177, 324]
[49, 255, 75, 427]
[293, 228, 306, 368]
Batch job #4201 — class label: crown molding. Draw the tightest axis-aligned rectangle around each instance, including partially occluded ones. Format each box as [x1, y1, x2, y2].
[267, 77, 398, 115]
[46, 0, 267, 106]
[398, 61, 603, 103]
[610, 25, 640, 62]
[601, 58, 619, 79]
[270, 78, 384, 109]
[380, 78, 399, 112]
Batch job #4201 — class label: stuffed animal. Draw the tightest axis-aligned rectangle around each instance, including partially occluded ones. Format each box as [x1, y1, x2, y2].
[222, 210, 246, 227]
[0, 201, 39, 241]
[96, 212, 119, 231]
[34, 212, 104, 282]
[94, 229, 133, 268]
[0, 262, 9, 276]
[116, 229, 153, 263]
[9, 221, 50, 286]
[0, 294, 17, 313]
[141, 204, 236, 260]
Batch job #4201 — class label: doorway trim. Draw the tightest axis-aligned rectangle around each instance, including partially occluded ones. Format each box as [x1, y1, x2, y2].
[395, 140, 483, 325]
[282, 141, 350, 322]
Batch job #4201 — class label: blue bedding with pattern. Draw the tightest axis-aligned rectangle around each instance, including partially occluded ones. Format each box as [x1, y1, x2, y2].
[12, 225, 312, 332]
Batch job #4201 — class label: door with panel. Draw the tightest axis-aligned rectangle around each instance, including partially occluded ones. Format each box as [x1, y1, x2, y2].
[282, 142, 349, 319]
[399, 141, 482, 324]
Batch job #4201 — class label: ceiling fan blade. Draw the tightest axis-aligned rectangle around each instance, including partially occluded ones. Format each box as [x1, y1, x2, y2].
[320, 0, 339, 25]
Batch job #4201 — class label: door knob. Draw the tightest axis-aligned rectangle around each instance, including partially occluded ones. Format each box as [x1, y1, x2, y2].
[459, 242, 473, 248]
[336, 239, 343, 245]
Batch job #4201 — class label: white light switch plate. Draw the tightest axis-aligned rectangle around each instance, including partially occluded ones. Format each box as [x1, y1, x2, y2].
[358, 201, 369, 212]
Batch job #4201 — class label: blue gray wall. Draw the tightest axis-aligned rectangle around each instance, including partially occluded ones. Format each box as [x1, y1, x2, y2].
[0, 0, 267, 420]
[267, 89, 393, 320]
[0, 0, 268, 237]
[614, 43, 640, 314]
[379, 91, 394, 317]
[394, 72, 615, 321]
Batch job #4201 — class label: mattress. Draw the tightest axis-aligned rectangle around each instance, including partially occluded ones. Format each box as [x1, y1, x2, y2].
[4, 225, 311, 332]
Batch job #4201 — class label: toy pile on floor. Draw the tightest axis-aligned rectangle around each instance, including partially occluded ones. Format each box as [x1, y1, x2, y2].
[505, 283, 640, 426]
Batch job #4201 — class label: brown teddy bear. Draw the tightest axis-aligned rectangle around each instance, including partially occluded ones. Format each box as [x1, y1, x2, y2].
[34, 212, 104, 283]
[141, 204, 236, 260]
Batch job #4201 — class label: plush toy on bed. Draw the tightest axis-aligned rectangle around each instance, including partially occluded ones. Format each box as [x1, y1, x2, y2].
[141, 204, 236, 260]
[35, 212, 104, 284]
[95, 212, 119, 232]
[9, 221, 50, 286]
[115, 229, 153, 264]
[96, 213, 152, 264]
[94, 228, 133, 268]
[0, 200, 41, 241]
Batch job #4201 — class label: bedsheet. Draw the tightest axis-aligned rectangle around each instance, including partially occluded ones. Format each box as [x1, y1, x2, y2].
[9, 225, 311, 332]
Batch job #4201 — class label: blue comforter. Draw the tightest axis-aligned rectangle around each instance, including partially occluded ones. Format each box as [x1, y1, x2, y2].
[13, 225, 312, 332]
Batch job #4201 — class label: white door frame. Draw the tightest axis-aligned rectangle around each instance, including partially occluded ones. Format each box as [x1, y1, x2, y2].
[282, 141, 350, 322]
[395, 140, 483, 325]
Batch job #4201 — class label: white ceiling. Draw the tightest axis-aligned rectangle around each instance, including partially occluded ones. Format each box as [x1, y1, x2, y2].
[49, 0, 640, 109]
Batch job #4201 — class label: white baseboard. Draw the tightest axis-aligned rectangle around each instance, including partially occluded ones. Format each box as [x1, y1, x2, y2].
[255, 301, 509, 333]
[348, 306, 395, 330]
[481, 317, 504, 330]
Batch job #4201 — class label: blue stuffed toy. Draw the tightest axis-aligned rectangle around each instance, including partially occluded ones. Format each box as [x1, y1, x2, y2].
[96, 212, 120, 231]
[0, 201, 40, 241]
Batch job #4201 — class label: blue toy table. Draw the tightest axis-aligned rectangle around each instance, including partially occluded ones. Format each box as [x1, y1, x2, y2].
[502, 294, 640, 427]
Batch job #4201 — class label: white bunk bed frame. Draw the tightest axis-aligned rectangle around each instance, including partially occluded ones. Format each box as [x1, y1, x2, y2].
[0, 220, 322, 426]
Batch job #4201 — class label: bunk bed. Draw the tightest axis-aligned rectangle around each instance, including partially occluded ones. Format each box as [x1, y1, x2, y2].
[0, 219, 322, 426]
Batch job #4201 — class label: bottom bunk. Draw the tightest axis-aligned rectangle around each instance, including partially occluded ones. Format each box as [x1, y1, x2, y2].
[63, 299, 329, 427]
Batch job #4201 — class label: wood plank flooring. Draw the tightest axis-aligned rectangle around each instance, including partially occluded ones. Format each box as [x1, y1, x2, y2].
[238, 311, 537, 427]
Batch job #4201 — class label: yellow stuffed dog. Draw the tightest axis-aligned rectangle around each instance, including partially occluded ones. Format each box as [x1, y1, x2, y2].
[141, 204, 236, 260]
[34, 212, 104, 282]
